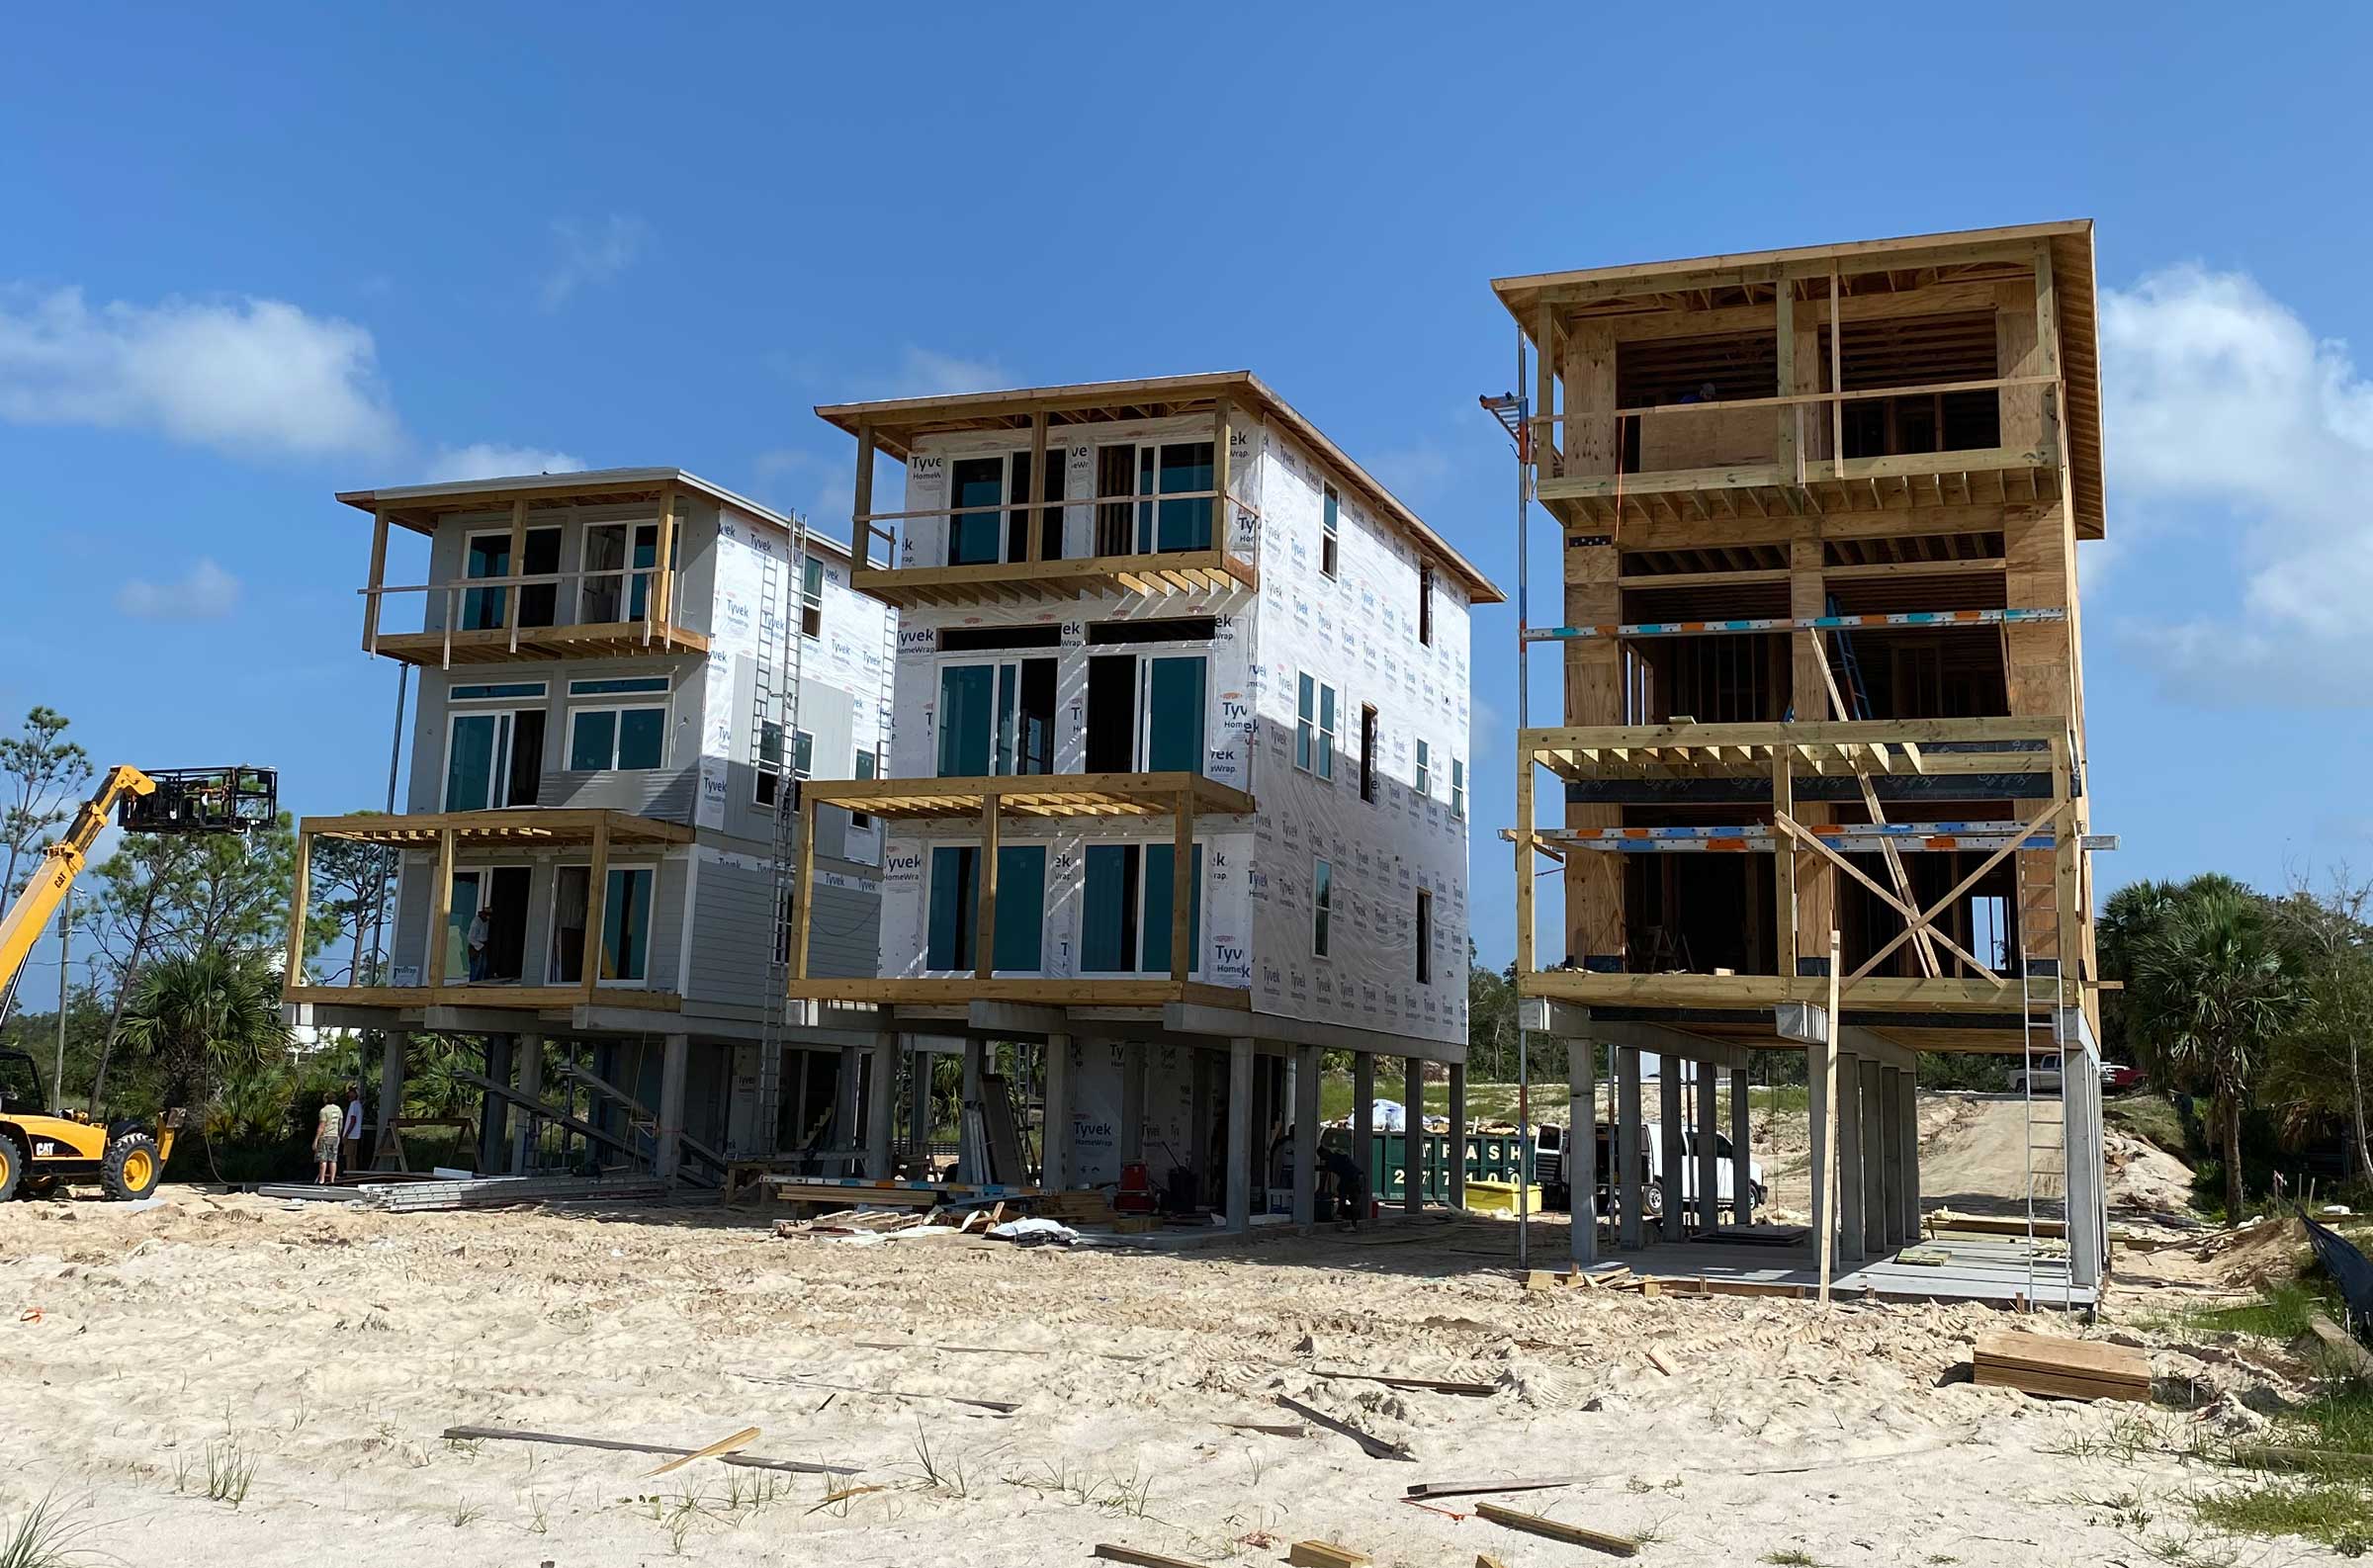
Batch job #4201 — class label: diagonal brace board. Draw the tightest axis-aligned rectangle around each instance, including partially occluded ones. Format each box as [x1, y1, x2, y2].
[1774, 812, 1999, 982]
[1789, 798, 2069, 985]
[1805, 627, 1938, 979]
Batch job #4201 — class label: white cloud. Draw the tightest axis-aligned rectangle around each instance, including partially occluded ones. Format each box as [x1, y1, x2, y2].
[540, 215, 646, 310]
[423, 443, 585, 482]
[2105, 265, 2373, 704]
[1366, 438, 1453, 502]
[890, 346, 1005, 398]
[117, 559, 240, 620]
[0, 287, 398, 458]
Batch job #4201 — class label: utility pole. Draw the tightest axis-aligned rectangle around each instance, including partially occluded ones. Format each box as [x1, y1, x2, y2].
[53, 889, 70, 1112]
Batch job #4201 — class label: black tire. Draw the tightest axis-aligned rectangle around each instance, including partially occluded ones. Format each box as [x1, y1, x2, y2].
[101, 1132, 162, 1200]
[0, 1131, 21, 1201]
[1643, 1178, 1664, 1219]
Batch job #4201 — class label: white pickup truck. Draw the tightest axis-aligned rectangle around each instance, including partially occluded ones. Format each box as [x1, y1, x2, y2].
[1536, 1121, 1765, 1217]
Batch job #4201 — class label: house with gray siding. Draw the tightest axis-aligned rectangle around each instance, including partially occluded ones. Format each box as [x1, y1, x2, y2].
[283, 468, 897, 1183]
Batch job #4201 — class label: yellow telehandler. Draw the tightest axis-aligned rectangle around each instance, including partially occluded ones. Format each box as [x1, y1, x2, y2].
[0, 763, 277, 1199]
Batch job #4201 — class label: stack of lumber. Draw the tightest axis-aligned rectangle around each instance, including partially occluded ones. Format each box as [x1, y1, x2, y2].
[772, 1207, 931, 1239]
[1028, 1189, 1117, 1224]
[1972, 1331, 2151, 1402]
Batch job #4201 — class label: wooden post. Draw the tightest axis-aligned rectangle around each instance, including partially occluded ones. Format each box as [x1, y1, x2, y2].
[1028, 409, 1049, 562]
[505, 499, 527, 632]
[975, 795, 1000, 981]
[579, 818, 611, 998]
[792, 791, 818, 983]
[1515, 756, 1536, 975]
[364, 510, 390, 652]
[1774, 283, 1798, 477]
[284, 827, 312, 990]
[2034, 243, 2064, 467]
[853, 423, 878, 562]
[425, 828, 456, 992]
[1207, 400, 1230, 555]
[1828, 269, 1845, 479]
[648, 483, 675, 638]
[1534, 304, 1559, 480]
[1170, 791, 1192, 984]
[1817, 929, 1842, 1304]
[1773, 746, 1798, 985]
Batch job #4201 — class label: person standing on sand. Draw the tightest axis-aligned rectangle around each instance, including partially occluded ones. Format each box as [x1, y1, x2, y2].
[341, 1086, 365, 1172]
[313, 1093, 344, 1184]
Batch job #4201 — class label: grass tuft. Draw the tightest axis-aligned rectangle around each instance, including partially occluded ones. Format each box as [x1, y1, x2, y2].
[0, 1492, 101, 1568]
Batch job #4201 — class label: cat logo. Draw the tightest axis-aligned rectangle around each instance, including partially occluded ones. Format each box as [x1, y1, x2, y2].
[34, 1142, 58, 1158]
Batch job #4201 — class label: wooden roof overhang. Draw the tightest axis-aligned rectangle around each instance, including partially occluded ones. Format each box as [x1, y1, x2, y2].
[300, 809, 696, 848]
[816, 371, 1504, 604]
[800, 773, 1256, 822]
[335, 467, 855, 562]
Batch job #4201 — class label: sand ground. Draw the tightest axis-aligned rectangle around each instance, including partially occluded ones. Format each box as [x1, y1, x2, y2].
[0, 1171, 2345, 1568]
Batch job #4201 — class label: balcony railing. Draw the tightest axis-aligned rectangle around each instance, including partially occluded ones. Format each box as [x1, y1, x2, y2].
[851, 484, 1258, 608]
[785, 772, 1253, 1007]
[360, 563, 705, 667]
[282, 809, 693, 1012]
[1530, 375, 2069, 523]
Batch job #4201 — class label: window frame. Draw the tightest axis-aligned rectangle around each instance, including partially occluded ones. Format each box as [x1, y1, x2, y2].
[1414, 738, 1431, 801]
[1416, 888, 1434, 985]
[800, 556, 825, 640]
[1294, 672, 1337, 781]
[577, 519, 673, 625]
[925, 840, 1049, 974]
[1359, 704, 1379, 804]
[936, 656, 1058, 779]
[566, 702, 667, 772]
[1418, 563, 1436, 647]
[1450, 756, 1465, 822]
[441, 704, 542, 813]
[546, 860, 659, 987]
[460, 528, 515, 631]
[1079, 840, 1203, 977]
[1313, 856, 1334, 959]
[753, 722, 815, 809]
[1320, 482, 1341, 579]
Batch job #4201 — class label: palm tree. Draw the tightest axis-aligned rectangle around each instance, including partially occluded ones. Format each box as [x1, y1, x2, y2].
[2127, 886, 2303, 1219]
[117, 950, 288, 1114]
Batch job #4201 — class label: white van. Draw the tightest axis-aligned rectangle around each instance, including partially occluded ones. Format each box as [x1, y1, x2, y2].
[1538, 1121, 1765, 1217]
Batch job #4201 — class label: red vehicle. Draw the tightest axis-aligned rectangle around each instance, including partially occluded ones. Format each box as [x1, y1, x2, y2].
[2100, 1063, 2143, 1093]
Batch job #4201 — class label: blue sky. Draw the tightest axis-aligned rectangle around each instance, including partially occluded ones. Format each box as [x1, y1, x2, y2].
[6, 5, 2372, 993]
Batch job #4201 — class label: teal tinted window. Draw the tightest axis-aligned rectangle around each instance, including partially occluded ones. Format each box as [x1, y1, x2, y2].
[463, 534, 509, 629]
[1081, 845, 1133, 973]
[568, 676, 669, 696]
[1144, 656, 1207, 774]
[1138, 843, 1202, 975]
[616, 708, 664, 769]
[446, 714, 497, 810]
[994, 845, 1045, 972]
[600, 867, 653, 981]
[937, 665, 994, 776]
[452, 682, 545, 702]
[569, 710, 615, 770]
[1155, 442, 1213, 552]
[926, 846, 975, 970]
[949, 457, 1004, 566]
